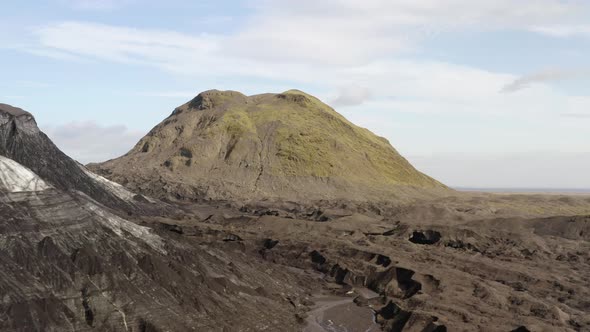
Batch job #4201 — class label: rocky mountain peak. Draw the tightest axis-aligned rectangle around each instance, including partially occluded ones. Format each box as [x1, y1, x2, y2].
[0, 103, 32, 117]
[0, 103, 165, 214]
[275, 89, 315, 105]
[187, 89, 247, 111]
[0, 103, 39, 135]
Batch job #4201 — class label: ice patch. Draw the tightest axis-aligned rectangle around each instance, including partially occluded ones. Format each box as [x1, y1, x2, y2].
[84, 203, 166, 254]
[0, 156, 52, 192]
[81, 166, 140, 202]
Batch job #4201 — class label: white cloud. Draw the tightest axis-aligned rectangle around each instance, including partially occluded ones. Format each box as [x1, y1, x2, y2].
[502, 68, 590, 93]
[60, 0, 134, 10]
[228, 0, 589, 65]
[34, 22, 219, 67]
[562, 113, 590, 118]
[19, 1, 590, 187]
[330, 86, 372, 107]
[135, 91, 200, 98]
[27, 21, 590, 120]
[16, 80, 53, 88]
[30, 0, 590, 70]
[23, 47, 88, 62]
[529, 25, 590, 37]
[42, 121, 145, 164]
[248, 0, 586, 30]
[410, 152, 590, 188]
[561, 96, 590, 118]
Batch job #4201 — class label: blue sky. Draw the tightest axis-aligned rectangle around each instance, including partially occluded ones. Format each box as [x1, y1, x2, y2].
[1, 0, 589, 188]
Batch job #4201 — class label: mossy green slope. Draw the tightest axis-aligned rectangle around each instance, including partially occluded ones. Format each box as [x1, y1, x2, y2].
[94, 90, 446, 202]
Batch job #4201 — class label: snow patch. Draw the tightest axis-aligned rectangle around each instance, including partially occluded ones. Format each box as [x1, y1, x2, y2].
[85, 203, 166, 254]
[0, 156, 52, 192]
[81, 167, 141, 202]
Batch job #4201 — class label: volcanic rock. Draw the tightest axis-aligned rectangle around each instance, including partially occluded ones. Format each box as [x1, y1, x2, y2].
[0, 104, 161, 215]
[0, 104, 317, 331]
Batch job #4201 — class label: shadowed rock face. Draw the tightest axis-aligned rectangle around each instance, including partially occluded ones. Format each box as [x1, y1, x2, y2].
[409, 230, 442, 245]
[511, 327, 531, 332]
[0, 104, 38, 136]
[0, 105, 316, 331]
[0, 104, 162, 215]
[0, 103, 32, 117]
[90, 89, 447, 203]
[0, 188, 315, 331]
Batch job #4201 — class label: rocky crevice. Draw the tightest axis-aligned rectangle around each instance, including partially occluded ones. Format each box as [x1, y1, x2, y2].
[81, 288, 94, 327]
[257, 241, 447, 331]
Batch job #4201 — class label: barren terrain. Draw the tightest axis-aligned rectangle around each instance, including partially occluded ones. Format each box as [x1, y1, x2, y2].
[140, 192, 590, 332]
[1, 99, 589, 331]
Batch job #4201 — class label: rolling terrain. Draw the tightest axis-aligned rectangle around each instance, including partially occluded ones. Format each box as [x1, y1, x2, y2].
[1, 97, 589, 332]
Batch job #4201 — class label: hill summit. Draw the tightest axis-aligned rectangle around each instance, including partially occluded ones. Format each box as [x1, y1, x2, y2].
[92, 90, 445, 202]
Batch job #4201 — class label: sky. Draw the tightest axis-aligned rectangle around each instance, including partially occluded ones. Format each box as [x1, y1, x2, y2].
[1, 0, 589, 189]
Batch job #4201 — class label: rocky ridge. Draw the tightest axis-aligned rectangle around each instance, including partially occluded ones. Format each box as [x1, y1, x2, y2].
[0, 104, 319, 331]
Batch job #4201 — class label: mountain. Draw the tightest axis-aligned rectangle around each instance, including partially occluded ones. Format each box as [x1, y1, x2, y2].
[91, 90, 445, 203]
[0, 103, 160, 215]
[0, 104, 316, 331]
[2, 103, 589, 332]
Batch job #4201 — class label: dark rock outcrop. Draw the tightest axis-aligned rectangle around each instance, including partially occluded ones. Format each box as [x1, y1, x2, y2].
[0, 104, 314, 331]
[0, 104, 162, 215]
[409, 230, 442, 245]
